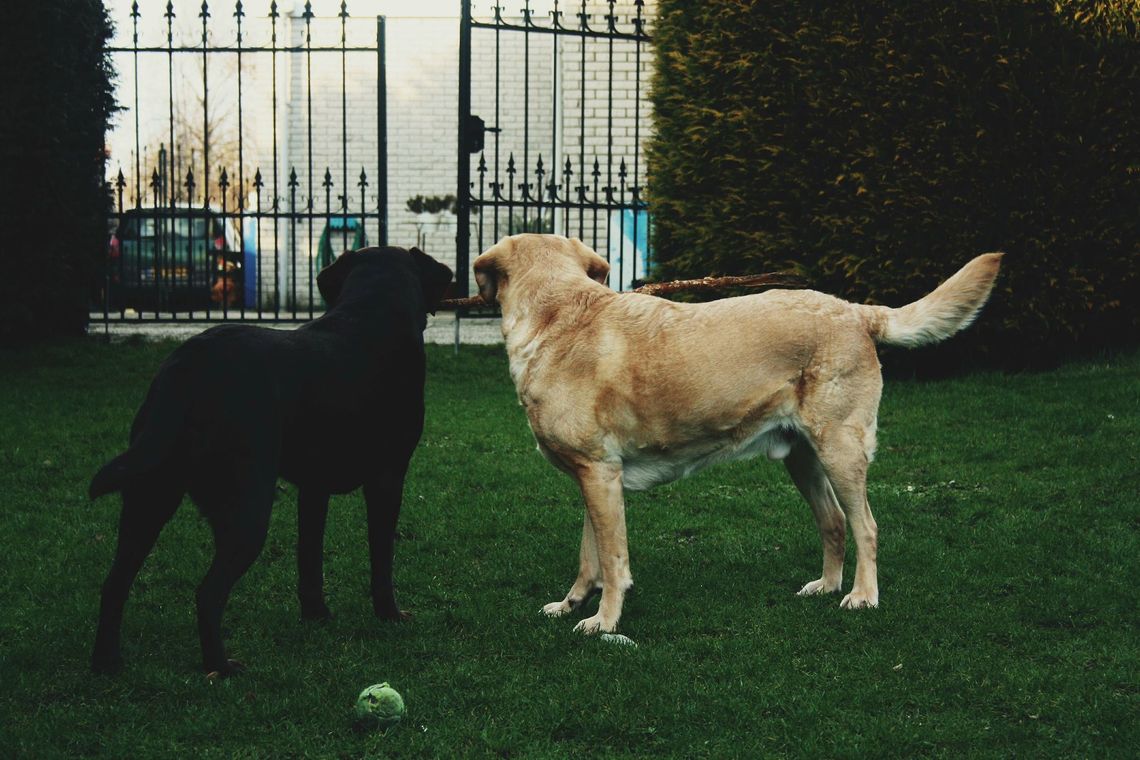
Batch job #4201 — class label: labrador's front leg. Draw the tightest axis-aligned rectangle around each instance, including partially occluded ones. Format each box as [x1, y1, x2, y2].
[363, 469, 410, 621]
[570, 463, 632, 634]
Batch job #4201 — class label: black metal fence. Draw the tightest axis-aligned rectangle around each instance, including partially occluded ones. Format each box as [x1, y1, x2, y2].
[98, 1, 388, 323]
[456, 0, 653, 301]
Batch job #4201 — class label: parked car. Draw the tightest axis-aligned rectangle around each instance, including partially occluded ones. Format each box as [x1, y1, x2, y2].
[106, 206, 254, 311]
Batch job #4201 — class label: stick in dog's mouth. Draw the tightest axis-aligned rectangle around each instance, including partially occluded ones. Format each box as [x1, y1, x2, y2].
[435, 271, 805, 310]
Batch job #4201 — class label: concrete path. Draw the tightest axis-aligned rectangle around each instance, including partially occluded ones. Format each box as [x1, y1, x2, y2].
[87, 312, 504, 346]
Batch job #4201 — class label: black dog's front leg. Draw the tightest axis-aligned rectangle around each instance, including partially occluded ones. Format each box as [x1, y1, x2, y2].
[297, 488, 332, 620]
[363, 469, 409, 621]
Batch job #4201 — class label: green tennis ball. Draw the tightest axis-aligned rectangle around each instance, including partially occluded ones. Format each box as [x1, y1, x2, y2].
[355, 683, 405, 729]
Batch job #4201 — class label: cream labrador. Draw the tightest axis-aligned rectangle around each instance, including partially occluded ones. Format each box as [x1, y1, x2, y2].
[473, 234, 1002, 634]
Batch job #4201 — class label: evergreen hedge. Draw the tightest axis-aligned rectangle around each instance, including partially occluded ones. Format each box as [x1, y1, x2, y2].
[648, 0, 1140, 369]
[0, 1, 116, 345]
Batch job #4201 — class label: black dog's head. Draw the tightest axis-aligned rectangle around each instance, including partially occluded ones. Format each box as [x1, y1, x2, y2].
[317, 246, 454, 314]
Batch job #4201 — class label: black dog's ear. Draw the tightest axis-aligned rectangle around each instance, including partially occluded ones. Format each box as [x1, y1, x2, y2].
[317, 248, 365, 306]
[409, 247, 454, 314]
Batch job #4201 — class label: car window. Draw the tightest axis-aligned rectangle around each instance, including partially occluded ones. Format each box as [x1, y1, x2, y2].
[121, 215, 211, 240]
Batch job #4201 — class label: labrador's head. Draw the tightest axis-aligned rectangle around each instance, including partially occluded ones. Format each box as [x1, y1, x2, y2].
[317, 246, 454, 313]
[471, 234, 610, 307]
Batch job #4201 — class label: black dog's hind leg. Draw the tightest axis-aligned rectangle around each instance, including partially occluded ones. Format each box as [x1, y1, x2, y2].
[92, 477, 182, 674]
[194, 478, 275, 678]
[364, 468, 410, 621]
[297, 488, 332, 620]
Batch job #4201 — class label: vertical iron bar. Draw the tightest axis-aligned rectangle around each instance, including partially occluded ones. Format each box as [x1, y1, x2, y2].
[493, 4, 502, 242]
[290, 167, 298, 313]
[578, 1, 586, 238]
[507, 154, 516, 234]
[305, 2, 314, 319]
[591, 157, 599, 253]
[563, 157, 572, 234]
[236, 0, 246, 318]
[200, 2, 210, 205]
[522, 1, 531, 229]
[131, 3, 141, 214]
[271, 1, 281, 320]
[341, 2, 349, 255]
[185, 169, 196, 317]
[551, 1, 559, 234]
[324, 168, 333, 291]
[221, 168, 231, 315]
[164, 4, 177, 319]
[633, 0, 644, 285]
[359, 169, 368, 254]
[255, 169, 264, 317]
[150, 167, 160, 318]
[456, 0, 473, 297]
[618, 159, 626, 290]
[116, 170, 126, 318]
[535, 156, 544, 230]
[377, 15, 388, 245]
[201, 1, 212, 320]
[476, 153, 486, 252]
[605, 1, 615, 268]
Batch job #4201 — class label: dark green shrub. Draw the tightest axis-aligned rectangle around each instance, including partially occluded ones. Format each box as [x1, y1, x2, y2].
[648, 0, 1140, 369]
[0, 1, 116, 345]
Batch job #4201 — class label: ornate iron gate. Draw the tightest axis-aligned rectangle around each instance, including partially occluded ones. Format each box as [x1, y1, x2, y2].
[99, 1, 388, 324]
[456, 0, 653, 301]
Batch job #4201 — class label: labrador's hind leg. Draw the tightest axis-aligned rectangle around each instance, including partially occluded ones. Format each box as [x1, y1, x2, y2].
[784, 441, 846, 597]
[815, 428, 879, 609]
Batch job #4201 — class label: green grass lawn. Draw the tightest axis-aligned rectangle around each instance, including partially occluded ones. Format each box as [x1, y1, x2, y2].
[1, 339, 1137, 758]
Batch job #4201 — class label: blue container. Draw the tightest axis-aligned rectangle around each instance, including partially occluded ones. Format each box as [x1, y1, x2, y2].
[242, 217, 258, 308]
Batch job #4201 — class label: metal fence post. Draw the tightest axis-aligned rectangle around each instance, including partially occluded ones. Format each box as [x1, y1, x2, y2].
[456, 0, 473, 300]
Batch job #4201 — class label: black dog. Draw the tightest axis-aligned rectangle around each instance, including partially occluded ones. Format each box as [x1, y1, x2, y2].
[89, 246, 453, 677]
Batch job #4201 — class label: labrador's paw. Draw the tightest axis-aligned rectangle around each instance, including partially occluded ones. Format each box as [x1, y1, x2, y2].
[839, 590, 878, 609]
[796, 577, 841, 596]
[542, 600, 571, 618]
[573, 614, 617, 635]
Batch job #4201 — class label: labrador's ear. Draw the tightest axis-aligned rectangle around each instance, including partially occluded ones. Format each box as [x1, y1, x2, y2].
[569, 238, 611, 285]
[409, 247, 454, 314]
[317, 248, 366, 306]
[472, 240, 510, 305]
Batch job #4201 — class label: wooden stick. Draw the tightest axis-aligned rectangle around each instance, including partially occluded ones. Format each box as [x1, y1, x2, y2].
[437, 295, 489, 310]
[630, 271, 805, 297]
[436, 271, 804, 310]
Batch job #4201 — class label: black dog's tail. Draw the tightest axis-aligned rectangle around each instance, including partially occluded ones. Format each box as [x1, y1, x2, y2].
[89, 370, 189, 500]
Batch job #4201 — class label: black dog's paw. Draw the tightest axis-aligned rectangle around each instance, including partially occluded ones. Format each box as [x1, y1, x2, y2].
[300, 602, 334, 622]
[205, 659, 246, 682]
[373, 603, 412, 622]
[91, 653, 124, 676]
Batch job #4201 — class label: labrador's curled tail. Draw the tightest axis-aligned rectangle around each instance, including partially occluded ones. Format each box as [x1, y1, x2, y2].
[860, 253, 1003, 349]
